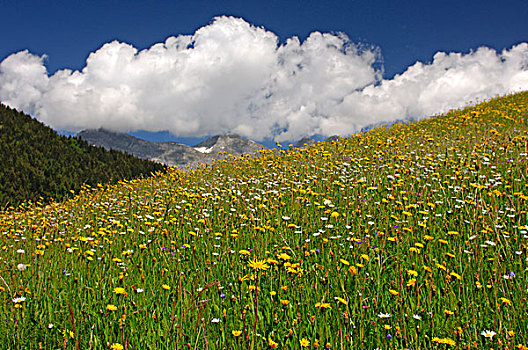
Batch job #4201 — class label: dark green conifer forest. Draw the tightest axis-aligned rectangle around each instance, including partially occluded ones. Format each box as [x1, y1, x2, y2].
[0, 104, 167, 208]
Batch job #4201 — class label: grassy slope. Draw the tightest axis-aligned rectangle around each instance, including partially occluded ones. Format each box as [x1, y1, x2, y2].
[1, 92, 528, 349]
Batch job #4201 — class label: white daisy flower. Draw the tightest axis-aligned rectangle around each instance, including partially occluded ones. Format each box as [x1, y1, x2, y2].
[481, 330, 496, 339]
[12, 296, 26, 303]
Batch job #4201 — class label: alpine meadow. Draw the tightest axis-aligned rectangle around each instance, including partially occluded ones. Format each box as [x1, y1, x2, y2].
[2, 91, 528, 349]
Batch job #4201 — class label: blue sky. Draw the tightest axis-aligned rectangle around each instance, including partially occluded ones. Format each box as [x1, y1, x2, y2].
[2, 0, 526, 78]
[1, 0, 527, 145]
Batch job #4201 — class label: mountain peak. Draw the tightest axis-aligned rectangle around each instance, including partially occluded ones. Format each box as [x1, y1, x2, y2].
[77, 130, 265, 167]
[193, 133, 261, 154]
[294, 137, 316, 148]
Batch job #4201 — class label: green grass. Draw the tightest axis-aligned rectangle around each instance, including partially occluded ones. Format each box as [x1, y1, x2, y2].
[1, 92, 528, 349]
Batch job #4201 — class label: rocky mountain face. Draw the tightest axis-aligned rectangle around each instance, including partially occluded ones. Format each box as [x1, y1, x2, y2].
[77, 129, 265, 168]
[293, 135, 341, 149]
[193, 133, 264, 155]
[294, 137, 317, 148]
[77, 129, 342, 167]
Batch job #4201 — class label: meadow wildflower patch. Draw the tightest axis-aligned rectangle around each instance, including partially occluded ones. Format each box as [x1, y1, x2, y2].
[1, 92, 528, 348]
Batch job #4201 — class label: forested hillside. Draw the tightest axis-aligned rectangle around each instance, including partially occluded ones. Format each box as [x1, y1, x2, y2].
[0, 104, 167, 208]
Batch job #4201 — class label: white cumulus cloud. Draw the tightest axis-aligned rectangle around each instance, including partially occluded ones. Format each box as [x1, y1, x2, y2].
[1, 16, 527, 142]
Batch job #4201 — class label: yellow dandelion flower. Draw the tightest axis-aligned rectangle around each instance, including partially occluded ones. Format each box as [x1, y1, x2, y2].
[315, 302, 332, 309]
[335, 297, 348, 305]
[278, 253, 291, 260]
[113, 287, 126, 295]
[436, 264, 447, 272]
[450, 272, 462, 280]
[247, 259, 270, 271]
[432, 337, 456, 346]
[500, 297, 512, 306]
